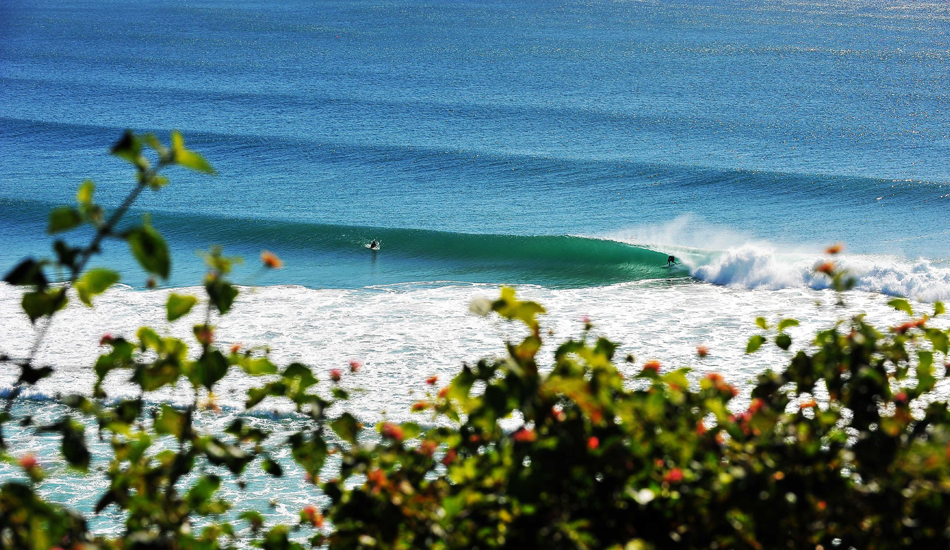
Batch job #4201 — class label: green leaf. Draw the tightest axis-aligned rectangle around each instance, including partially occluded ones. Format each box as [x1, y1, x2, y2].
[154, 404, 187, 439]
[39, 417, 90, 471]
[195, 349, 230, 390]
[288, 432, 327, 479]
[206, 279, 239, 314]
[3, 258, 48, 289]
[241, 357, 278, 376]
[775, 333, 792, 351]
[166, 293, 198, 321]
[262, 458, 283, 477]
[127, 223, 170, 278]
[76, 180, 95, 205]
[22, 288, 68, 323]
[746, 335, 766, 354]
[48, 206, 83, 234]
[171, 130, 216, 174]
[75, 268, 119, 306]
[925, 329, 949, 355]
[777, 318, 800, 332]
[934, 302, 945, 316]
[111, 129, 143, 164]
[330, 412, 360, 445]
[755, 317, 768, 330]
[887, 298, 914, 317]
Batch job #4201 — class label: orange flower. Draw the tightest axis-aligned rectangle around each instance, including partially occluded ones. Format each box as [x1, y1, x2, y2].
[696, 345, 709, 358]
[230, 343, 242, 354]
[587, 436, 599, 450]
[800, 399, 818, 409]
[642, 360, 661, 373]
[749, 398, 766, 415]
[438, 387, 449, 399]
[816, 262, 835, 275]
[551, 406, 566, 422]
[302, 505, 324, 528]
[512, 427, 537, 443]
[695, 421, 707, 436]
[260, 250, 283, 269]
[411, 401, 429, 412]
[367, 469, 387, 493]
[816, 500, 827, 511]
[195, 326, 214, 346]
[381, 422, 404, 441]
[825, 243, 844, 255]
[330, 369, 342, 382]
[426, 375, 438, 385]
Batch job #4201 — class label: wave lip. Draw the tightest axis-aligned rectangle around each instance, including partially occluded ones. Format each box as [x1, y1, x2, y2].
[686, 245, 950, 302]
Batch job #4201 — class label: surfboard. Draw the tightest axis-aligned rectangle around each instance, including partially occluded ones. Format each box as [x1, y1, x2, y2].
[365, 243, 380, 251]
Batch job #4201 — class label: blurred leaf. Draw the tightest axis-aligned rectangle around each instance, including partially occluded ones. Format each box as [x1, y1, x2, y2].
[48, 207, 83, 234]
[39, 417, 90, 471]
[110, 129, 143, 166]
[22, 288, 68, 324]
[934, 302, 945, 316]
[206, 279, 239, 314]
[288, 432, 327, 479]
[75, 268, 119, 307]
[330, 412, 360, 445]
[925, 329, 949, 355]
[17, 365, 53, 385]
[262, 458, 283, 477]
[746, 335, 766, 354]
[127, 223, 170, 279]
[887, 298, 913, 317]
[4, 258, 48, 289]
[776, 333, 792, 350]
[76, 180, 95, 205]
[777, 318, 799, 332]
[755, 317, 768, 330]
[171, 130, 216, 174]
[240, 357, 278, 376]
[194, 349, 230, 390]
[154, 404, 187, 440]
[166, 293, 198, 321]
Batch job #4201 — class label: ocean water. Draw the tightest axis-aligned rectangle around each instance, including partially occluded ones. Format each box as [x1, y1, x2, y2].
[1, 0, 950, 538]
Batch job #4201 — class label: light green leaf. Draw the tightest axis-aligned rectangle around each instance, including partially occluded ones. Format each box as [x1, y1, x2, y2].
[171, 130, 216, 174]
[75, 268, 119, 306]
[76, 180, 95, 205]
[934, 302, 945, 316]
[777, 318, 800, 332]
[887, 298, 914, 317]
[746, 335, 766, 354]
[755, 317, 768, 330]
[166, 293, 198, 321]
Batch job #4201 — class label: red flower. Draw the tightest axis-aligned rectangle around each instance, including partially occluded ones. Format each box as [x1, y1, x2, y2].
[260, 250, 283, 269]
[441, 448, 457, 466]
[825, 243, 844, 255]
[230, 343, 242, 354]
[381, 422, 404, 441]
[438, 387, 449, 399]
[695, 421, 707, 436]
[705, 372, 723, 383]
[195, 326, 214, 346]
[426, 375, 438, 385]
[330, 369, 342, 382]
[552, 406, 566, 422]
[18, 454, 37, 470]
[411, 401, 429, 412]
[587, 436, 599, 450]
[512, 427, 537, 443]
[418, 440, 438, 457]
[749, 398, 766, 415]
[894, 391, 908, 405]
[348, 359, 362, 373]
[99, 334, 114, 346]
[367, 469, 387, 493]
[642, 360, 661, 373]
[663, 468, 684, 483]
[696, 345, 709, 358]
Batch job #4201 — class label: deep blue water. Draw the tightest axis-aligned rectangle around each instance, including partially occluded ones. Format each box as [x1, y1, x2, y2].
[1, 0, 949, 288]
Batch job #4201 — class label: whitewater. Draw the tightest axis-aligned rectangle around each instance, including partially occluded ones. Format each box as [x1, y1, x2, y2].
[1, 0, 949, 537]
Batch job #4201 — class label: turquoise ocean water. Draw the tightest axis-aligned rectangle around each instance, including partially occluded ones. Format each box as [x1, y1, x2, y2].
[1, 0, 949, 538]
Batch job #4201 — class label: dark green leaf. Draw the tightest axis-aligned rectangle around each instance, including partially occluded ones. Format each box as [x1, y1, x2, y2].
[262, 458, 283, 477]
[4, 258, 48, 289]
[48, 207, 83, 234]
[127, 223, 170, 279]
[21, 288, 68, 324]
[110, 129, 144, 166]
[195, 349, 229, 390]
[776, 333, 792, 350]
[330, 412, 360, 445]
[205, 279, 238, 314]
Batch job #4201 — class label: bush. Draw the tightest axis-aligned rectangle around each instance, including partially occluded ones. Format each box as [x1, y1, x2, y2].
[2, 132, 949, 549]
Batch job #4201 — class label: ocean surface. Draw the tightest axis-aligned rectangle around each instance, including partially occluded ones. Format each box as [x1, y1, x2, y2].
[1, 0, 949, 538]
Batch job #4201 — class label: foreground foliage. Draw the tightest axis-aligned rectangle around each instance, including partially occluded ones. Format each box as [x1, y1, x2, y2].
[2, 132, 950, 549]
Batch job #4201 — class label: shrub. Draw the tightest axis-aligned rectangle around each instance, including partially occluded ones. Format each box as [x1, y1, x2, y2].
[1, 132, 949, 549]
